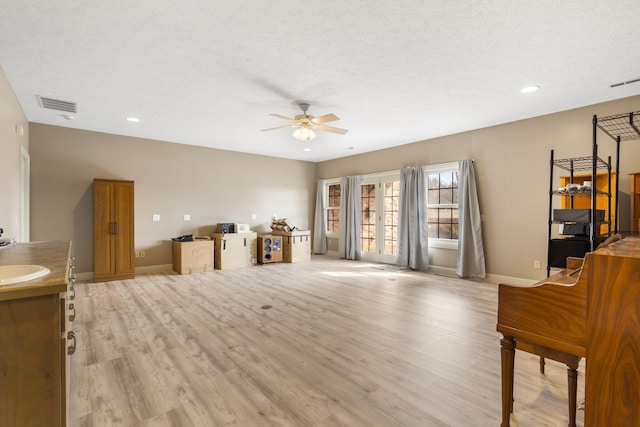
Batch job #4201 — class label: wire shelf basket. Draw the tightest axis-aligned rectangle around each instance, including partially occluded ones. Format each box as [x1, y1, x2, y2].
[595, 111, 640, 141]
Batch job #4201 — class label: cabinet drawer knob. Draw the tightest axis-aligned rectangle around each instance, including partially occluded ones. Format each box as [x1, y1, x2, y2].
[67, 330, 77, 355]
[68, 303, 76, 322]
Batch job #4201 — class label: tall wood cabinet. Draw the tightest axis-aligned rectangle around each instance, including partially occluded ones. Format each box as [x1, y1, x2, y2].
[93, 179, 135, 282]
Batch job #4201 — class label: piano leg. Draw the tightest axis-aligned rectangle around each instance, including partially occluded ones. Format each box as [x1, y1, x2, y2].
[500, 336, 516, 427]
[566, 358, 580, 427]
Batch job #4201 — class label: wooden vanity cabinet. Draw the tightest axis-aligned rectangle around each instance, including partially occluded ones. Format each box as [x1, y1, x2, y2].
[0, 241, 73, 427]
[94, 179, 135, 282]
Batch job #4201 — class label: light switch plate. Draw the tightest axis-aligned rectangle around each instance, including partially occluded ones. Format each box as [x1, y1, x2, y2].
[152, 214, 160, 221]
[184, 214, 191, 221]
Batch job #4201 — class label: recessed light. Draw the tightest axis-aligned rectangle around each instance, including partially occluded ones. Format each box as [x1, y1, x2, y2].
[127, 117, 140, 122]
[520, 86, 539, 94]
[303, 148, 312, 152]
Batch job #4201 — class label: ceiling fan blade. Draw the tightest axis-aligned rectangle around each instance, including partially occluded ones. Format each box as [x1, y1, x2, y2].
[315, 124, 349, 135]
[269, 114, 297, 122]
[311, 113, 340, 124]
[261, 124, 297, 131]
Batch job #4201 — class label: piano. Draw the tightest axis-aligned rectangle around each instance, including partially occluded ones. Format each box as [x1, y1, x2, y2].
[497, 236, 640, 427]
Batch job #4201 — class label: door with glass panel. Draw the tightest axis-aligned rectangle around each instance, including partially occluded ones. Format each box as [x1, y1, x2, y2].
[360, 175, 400, 263]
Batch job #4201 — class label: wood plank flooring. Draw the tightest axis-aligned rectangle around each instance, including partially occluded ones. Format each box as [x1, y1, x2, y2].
[68, 257, 585, 426]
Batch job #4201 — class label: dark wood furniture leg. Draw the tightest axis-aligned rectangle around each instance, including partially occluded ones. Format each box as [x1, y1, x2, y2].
[500, 336, 516, 427]
[540, 356, 545, 373]
[566, 359, 579, 427]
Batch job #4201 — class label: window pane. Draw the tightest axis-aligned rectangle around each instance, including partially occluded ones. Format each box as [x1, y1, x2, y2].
[383, 180, 399, 256]
[428, 189, 439, 204]
[327, 208, 339, 233]
[440, 188, 453, 204]
[427, 223, 438, 238]
[440, 172, 453, 188]
[428, 173, 440, 190]
[361, 184, 376, 252]
[328, 184, 341, 208]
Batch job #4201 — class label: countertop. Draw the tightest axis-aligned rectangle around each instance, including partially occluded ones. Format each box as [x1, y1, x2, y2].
[0, 241, 71, 301]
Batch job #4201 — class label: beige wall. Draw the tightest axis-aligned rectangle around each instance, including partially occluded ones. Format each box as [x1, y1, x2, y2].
[318, 95, 640, 280]
[3, 58, 638, 281]
[0, 66, 29, 240]
[29, 124, 316, 274]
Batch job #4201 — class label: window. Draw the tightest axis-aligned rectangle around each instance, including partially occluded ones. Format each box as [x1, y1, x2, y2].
[360, 183, 376, 252]
[425, 163, 459, 248]
[383, 181, 400, 255]
[326, 182, 341, 234]
[359, 174, 400, 263]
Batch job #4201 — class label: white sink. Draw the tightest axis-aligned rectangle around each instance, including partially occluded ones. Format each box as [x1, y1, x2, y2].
[0, 265, 51, 286]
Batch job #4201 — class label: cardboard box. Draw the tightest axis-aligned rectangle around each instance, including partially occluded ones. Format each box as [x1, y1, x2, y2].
[172, 240, 214, 274]
[211, 232, 257, 269]
[272, 230, 311, 263]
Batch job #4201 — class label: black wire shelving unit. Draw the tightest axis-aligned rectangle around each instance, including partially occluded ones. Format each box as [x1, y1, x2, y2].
[546, 111, 640, 276]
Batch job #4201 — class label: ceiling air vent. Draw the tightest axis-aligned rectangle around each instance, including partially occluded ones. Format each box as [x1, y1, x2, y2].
[610, 78, 640, 88]
[37, 95, 77, 113]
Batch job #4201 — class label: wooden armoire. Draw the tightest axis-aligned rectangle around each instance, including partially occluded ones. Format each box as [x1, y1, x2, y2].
[93, 179, 135, 282]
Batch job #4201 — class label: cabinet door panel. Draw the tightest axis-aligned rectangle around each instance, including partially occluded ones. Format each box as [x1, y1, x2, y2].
[0, 295, 62, 426]
[93, 180, 115, 278]
[114, 181, 135, 275]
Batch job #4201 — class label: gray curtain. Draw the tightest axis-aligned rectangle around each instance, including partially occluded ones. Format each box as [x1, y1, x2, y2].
[456, 160, 486, 278]
[338, 175, 361, 260]
[396, 166, 429, 270]
[313, 180, 327, 254]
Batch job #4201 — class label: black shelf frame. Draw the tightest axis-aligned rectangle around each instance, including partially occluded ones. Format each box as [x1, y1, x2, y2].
[547, 151, 612, 276]
[546, 111, 640, 276]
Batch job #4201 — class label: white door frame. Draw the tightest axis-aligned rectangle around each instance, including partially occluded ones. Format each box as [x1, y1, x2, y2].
[19, 145, 30, 242]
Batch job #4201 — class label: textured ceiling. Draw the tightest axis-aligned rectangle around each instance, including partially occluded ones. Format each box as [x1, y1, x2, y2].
[1, 0, 640, 162]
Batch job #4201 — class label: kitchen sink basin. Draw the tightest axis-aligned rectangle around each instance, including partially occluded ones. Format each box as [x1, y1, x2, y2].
[0, 264, 51, 286]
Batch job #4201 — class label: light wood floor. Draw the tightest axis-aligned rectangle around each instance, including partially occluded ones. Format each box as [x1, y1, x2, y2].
[69, 257, 585, 426]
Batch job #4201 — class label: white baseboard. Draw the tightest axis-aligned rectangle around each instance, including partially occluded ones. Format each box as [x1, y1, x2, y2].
[426, 265, 457, 277]
[75, 264, 174, 282]
[78, 261, 534, 287]
[483, 273, 536, 286]
[136, 264, 173, 275]
[425, 265, 535, 286]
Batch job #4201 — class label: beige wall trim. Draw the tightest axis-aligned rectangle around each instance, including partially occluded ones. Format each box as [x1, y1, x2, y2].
[427, 265, 535, 286]
[136, 264, 174, 275]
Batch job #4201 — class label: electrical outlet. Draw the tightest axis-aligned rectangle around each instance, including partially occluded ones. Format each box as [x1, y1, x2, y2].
[152, 214, 160, 221]
[135, 251, 140, 258]
[251, 213, 257, 220]
[183, 214, 191, 221]
[534, 259, 541, 269]
[140, 250, 146, 258]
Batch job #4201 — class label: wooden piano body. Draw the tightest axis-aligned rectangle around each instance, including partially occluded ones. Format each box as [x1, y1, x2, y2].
[497, 236, 640, 427]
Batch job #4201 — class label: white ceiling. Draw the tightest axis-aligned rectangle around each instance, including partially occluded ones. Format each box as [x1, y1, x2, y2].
[1, 1, 640, 162]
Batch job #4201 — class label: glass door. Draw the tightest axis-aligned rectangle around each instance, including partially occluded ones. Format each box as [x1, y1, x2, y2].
[360, 174, 400, 264]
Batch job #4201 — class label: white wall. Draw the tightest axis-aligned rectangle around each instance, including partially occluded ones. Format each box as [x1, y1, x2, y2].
[0, 66, 29, 241]
[29, 124, 317, 274]
[317, 95, 640, 280]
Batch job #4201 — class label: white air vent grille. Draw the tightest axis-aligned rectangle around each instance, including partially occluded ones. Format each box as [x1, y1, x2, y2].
[610, 78, 640, 88]
[37, 96, 77, 113]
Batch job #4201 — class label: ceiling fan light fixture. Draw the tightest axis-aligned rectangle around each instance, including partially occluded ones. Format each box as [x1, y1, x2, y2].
[293, 124, 317, 141]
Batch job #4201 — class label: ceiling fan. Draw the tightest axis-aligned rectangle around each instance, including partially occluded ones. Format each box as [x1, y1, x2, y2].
[261, 103, 348, 141]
